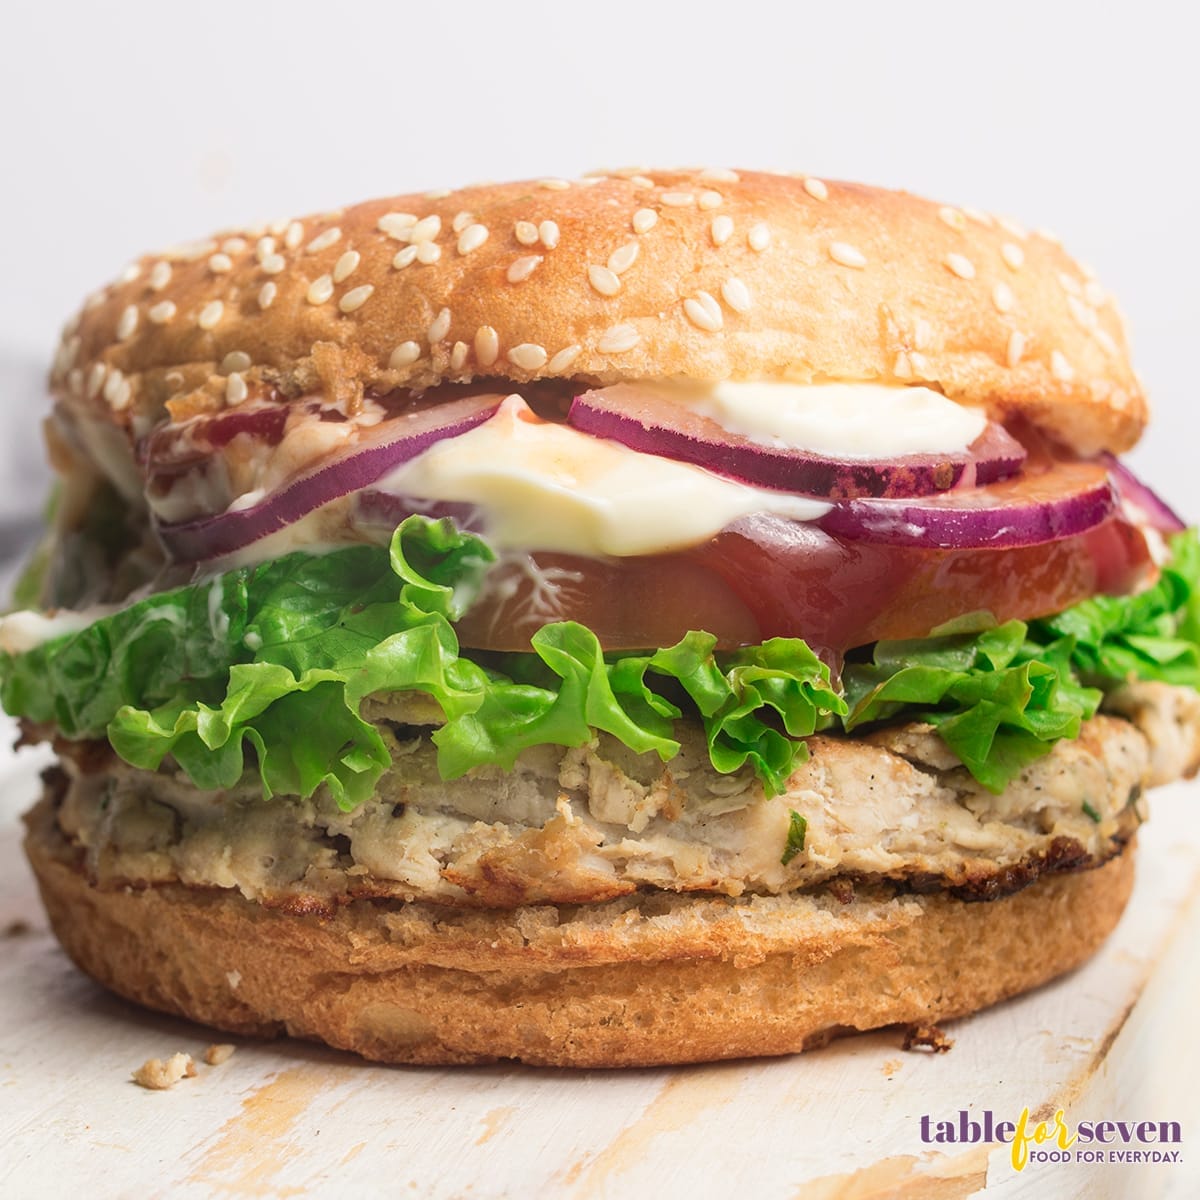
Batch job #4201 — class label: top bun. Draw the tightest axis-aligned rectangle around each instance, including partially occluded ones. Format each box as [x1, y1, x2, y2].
[52, 169, 1144, 455]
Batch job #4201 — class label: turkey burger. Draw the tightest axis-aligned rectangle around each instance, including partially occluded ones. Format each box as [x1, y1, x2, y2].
[5, 169, 1200, 1066]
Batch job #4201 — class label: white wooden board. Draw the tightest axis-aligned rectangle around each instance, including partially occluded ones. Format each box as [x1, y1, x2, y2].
[0, 710, 1197, 1199]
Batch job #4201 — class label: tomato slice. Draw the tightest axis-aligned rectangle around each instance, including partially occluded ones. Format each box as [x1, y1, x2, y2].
[453, 513, 1153, 658]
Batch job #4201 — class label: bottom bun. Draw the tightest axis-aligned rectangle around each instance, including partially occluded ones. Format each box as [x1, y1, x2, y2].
[25, 794, 1134, 1068]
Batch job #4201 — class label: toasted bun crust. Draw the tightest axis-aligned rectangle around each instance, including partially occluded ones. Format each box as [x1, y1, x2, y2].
[25, 794, 1134, 1067]
[54, 169, 1143, 456]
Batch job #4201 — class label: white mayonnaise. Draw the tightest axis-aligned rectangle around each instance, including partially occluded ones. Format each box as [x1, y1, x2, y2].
[377, 395, 831, 557]
[674, 380, 987, 458]
[0, 607, 114, 655]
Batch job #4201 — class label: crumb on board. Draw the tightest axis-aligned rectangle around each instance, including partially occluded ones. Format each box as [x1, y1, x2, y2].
[3, 919, 32, 937]
[902, 1023, 954, 1053]
[882, 1058, 903, 1076]
[204, 1043, 236, 1066]
[132, 1053, 197, 1090]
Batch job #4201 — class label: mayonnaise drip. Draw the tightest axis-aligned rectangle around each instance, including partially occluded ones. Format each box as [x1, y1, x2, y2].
[377, 395, 832, 557]
[674, 380, 987, 458]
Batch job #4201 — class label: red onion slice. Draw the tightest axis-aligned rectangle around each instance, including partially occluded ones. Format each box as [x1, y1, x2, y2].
[156, 394, 505, 562]
[819, 461, 1117, 548]
[567, 384, 1026, 498]
[1103, 454, 1186, 534]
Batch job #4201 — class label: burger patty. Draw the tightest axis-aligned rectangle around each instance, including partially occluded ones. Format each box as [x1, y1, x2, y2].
[45, 681, 1200, 912]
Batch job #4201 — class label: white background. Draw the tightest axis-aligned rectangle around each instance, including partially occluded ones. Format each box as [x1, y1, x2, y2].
[0, 0, 1196, 515]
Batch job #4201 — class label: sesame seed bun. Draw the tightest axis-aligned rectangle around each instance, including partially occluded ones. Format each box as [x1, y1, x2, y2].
[54, 169, 1143, 455]
[24, 792, 1135, 1067]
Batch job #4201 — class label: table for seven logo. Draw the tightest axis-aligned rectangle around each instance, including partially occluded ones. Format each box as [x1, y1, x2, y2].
[919, 1108, 1182, 1171]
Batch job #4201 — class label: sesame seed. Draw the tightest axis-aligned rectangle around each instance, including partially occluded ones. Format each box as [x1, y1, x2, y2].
[803, 177, 828, 201]
[457, 223, 489, 254]
[220, 350, 251, 374]
[306, 227, 342, 254]
[515, 221, 540, 246]
[1050, 350, 1075, 381]
[548, 344, 582, 372]
[86, 363, 106, 399]
[508, 343, 548, 370]
[1036, 228, 1061, 245]
[660, 191, 695, 207]
[539, 220, 560, 249]
[306, 275, 334, 305]
[699, 167, 739, 183]
[226, 373, 248, 405]
[116, 305, 139, 341]
[416, 241, 442, 264]
[683, 292, 723, 332]
[84, 290, 106, 310]
[913, 318, 933, 351]
[148, 300, 176, 324]
[1084, 280, 1106, 307]
[104, 370, 132, 410]
[507, 254, 543, 282]
[284, 221, 304, 249]
[102, 368, 123, 404]
[997, 216, 1028, 240]
[721, 277, 752, 313]
[389, 341, 421, 369]
[938, 206, 967, 231]
[698, 190, 723, 210]
[333, 250, 360, 283]
[992, 282, 1014, 314]
[392, 246, 419, 270]
[1093, 327, 1118, 355]
[66, 368, 83, 397]
[1068, 295, 1098, 330]
[208, 252, 233, 273]
[1058, 272, 1082, 297]
[711, 215, 734, 246]
[119, 263, 141, 284]
[256, 236, 277, 261]
[198, 300, 224, 330]
[830, 242, 866, 268]
[164, 238, 217, 262]
[962, 206, 993, 227]
[447, 341, 467, 372]
[1001, 243, 1025, 271]
[538, 178, 571, 191]
[148, 261, 172, 290]
[378, 212, 418, 239]
[598, 323, 640, 354]
[588, 264, 621, 296]
[425, 188, 452, 200]
[428, 307, 451, 342]
[339, 284, 375, 313]
[607, 242, 639, 275]
[452, 211, 474, 234]
[258, 282, 277, 309]
[410, 215, 442, 243]
[260, 254, 286, 274]
[1006, 330, 1027, 368]
[475, 325, 499, 367]
[632, 208, 658, 234]
[748, 222, 771, 252]
[944, 253, 976, 280]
